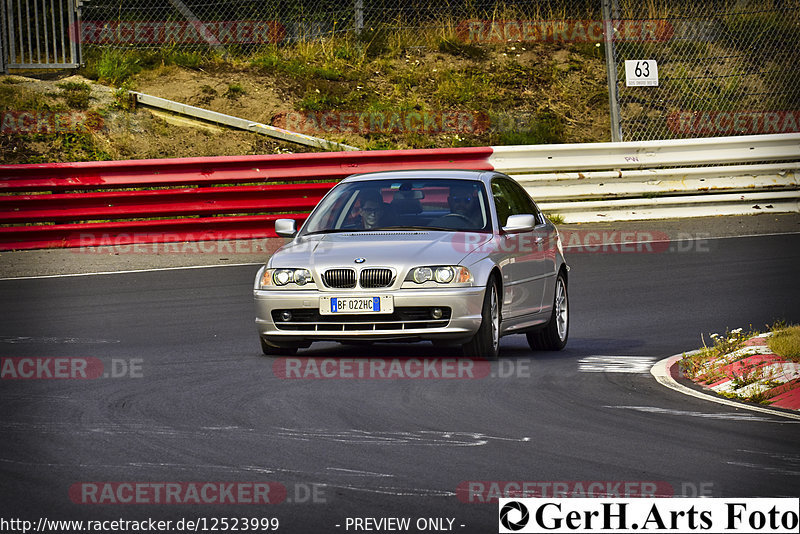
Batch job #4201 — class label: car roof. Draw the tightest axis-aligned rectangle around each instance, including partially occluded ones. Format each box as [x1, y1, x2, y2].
[341, 169, 498, 184]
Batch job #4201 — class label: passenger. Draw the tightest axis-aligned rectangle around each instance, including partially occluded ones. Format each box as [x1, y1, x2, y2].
[355, 190, 396, 229]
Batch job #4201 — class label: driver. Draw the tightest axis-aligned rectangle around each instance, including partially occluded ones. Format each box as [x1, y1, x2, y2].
[432, 183, 483, 228]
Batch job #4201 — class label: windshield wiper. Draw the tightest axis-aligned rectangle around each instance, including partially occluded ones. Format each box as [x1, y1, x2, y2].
[374, 225, 447, 231]
[303, 229, 350, 236]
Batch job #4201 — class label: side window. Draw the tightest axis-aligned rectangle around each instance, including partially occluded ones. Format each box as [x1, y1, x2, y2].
[491, 180, 513, 227]
[505, 179, 543, 224]
[492, 178, 539, 226]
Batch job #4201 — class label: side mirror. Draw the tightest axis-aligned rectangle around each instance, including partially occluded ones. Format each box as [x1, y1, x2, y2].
[502, 214, 537, 233]
[275, 218, 297, 238]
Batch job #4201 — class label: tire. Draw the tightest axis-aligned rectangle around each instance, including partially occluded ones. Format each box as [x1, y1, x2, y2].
[527, 272, 568, 351]
[462, 277, 501, 360]
[260, 336, 299, 356]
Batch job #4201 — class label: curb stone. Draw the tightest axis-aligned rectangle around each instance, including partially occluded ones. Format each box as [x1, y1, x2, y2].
[651, 353, 800, 422]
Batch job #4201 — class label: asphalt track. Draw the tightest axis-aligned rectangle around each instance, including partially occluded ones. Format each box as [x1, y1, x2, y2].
[1, 233, 799, 532]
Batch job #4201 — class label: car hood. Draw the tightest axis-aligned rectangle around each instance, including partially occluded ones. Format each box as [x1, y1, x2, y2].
[269, 231, 492, 270]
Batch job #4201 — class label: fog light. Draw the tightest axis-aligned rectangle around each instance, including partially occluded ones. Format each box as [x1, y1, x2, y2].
[431, 308, 443, 319]
[280, 311, 293, 322]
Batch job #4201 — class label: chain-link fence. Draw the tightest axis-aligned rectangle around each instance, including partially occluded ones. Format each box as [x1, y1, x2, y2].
[75, 0, 800, 142]
[612, 0, 800, 141]
[80, 1, 602, 44]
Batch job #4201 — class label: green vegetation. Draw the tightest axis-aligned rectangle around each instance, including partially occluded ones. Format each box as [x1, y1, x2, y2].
[224, 83, 247, 99]
[92, 49, 144, 86]
[0, 79, 110, 162]
[57, 81, 92, 110]
[768, 325, 800, 362]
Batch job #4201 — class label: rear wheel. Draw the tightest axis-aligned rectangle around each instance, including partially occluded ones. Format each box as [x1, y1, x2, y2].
[462, 277, 501, 360]
[527, 272, 568, 351]
[260, 336, 299, 356]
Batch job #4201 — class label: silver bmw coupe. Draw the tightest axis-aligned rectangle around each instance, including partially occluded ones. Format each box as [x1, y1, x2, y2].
[254, 170, 569, 358]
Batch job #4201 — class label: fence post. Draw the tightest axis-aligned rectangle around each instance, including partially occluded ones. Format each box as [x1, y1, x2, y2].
[74, 0, 84, 67]
[1, 0, 7, 73]
[355, 0, 364, 34]
[602, 0, 622, 142]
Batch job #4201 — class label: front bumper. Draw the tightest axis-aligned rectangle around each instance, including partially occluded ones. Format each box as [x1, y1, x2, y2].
[254, 286, 486, 342]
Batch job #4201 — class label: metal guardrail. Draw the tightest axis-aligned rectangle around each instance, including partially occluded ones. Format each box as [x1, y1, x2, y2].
[0, 134, 798, 250]
[489, 133, 800, 223]
[490, 133, 800, 173]
[0, 147, 493, 250]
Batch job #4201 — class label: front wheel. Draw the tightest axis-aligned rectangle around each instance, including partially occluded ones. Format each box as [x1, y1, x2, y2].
[462, 277, 501, 360]
[527, 272, 568, 351]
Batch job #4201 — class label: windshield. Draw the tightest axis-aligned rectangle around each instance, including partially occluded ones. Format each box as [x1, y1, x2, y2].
[301, 178, 491, 235]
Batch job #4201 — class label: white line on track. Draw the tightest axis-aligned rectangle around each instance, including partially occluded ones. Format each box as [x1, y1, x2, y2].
[0, 336, 119, 344]
[0, 262, 263, 281]
[326, 467, 395, 477]
[579, 356, 656, 373]
[604, 405, 780, 422]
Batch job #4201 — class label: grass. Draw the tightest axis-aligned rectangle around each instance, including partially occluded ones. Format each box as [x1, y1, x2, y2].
[768, 325, 800, 362]
[0, 77, 111, 163]
[93, 49, 144, 86]
[224, 83, 247, 99]
[57, 81, 92, 110]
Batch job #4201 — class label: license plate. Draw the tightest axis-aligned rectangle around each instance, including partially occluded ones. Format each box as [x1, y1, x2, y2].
[319, 296, 393, 315]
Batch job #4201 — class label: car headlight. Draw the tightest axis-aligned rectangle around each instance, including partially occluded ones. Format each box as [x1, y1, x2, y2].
[413, 267, 433, 284]
[260, 268, 314, 288]
[434, 266, 454, 283]
[407, 266, 472, 285]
